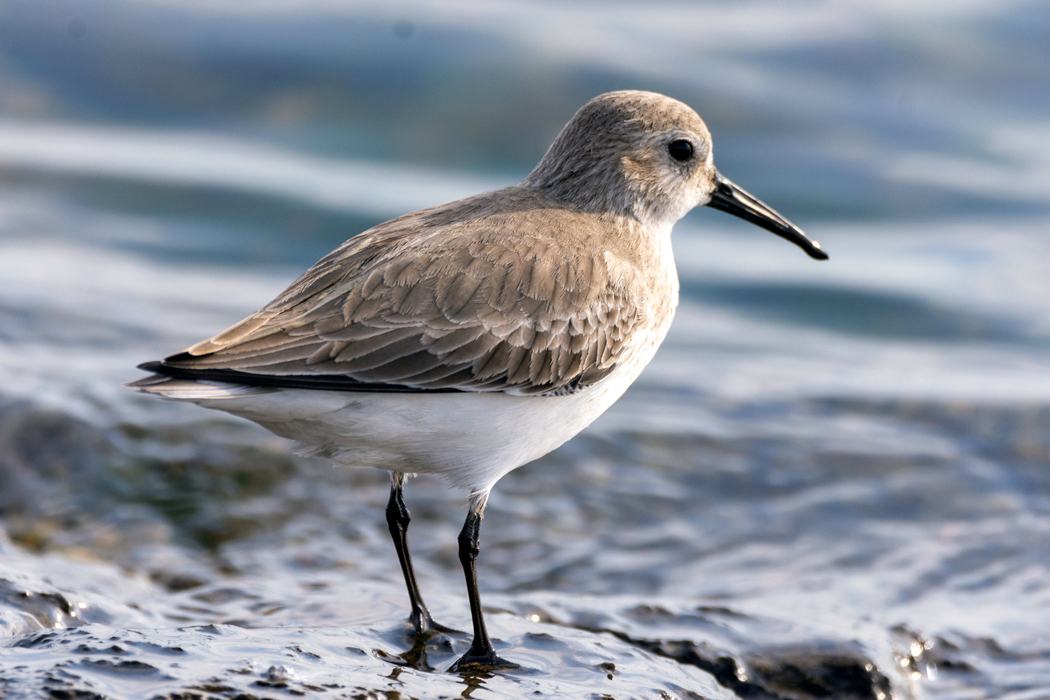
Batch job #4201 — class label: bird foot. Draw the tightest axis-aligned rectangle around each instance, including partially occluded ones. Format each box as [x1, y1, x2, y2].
[448, 646, 519, 673]
[411, 609, 463, 637]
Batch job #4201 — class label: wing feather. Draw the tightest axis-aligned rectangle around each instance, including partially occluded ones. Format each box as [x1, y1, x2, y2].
[159, 190, 650, 395]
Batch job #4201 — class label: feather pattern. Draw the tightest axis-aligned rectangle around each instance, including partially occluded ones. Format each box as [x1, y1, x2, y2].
[161, 187, 675, 396]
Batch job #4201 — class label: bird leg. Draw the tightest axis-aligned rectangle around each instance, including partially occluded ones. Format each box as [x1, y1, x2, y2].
[385, 471, 453, 636]
[449, 491, 518, 672]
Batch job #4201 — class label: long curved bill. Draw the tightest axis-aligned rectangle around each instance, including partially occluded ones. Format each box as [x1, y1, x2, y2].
[706, 172, 828, 260]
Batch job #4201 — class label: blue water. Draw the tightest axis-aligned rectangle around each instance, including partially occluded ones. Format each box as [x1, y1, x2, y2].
[0, 1, 1048, 698]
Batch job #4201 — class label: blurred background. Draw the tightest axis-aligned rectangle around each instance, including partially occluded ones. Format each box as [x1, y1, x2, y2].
[0, 1, 1048, 698]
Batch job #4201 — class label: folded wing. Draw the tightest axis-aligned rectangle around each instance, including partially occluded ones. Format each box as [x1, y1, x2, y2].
[155, 205, 646, 396]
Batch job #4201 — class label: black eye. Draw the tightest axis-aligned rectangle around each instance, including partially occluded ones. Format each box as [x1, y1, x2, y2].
[667, 139, 694, 162]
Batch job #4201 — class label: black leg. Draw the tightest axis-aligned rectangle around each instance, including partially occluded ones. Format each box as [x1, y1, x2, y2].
[386, 472, 453, 636]
[449, 493, 518, 672]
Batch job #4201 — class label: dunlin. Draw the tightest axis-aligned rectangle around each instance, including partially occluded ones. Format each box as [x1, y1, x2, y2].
[130, 91, 826, 670]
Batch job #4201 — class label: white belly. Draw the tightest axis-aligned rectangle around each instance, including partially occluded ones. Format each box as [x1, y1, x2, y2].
[147, 317, 665, 495]
[189, 352, 644, 494]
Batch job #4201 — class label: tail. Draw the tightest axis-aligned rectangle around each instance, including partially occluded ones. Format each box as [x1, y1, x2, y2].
[125, 371, 276, 400]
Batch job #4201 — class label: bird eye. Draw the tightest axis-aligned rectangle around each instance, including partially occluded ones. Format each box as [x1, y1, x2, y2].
[667, 139, 694, 162]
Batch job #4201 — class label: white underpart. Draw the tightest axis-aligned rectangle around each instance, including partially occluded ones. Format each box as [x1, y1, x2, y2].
[199, 358, 641, 493]
[140, 325, 666, 495]
[150, 291, 672, 490]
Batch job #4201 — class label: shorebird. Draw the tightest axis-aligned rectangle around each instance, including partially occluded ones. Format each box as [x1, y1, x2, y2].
[129, 91, 826, 671]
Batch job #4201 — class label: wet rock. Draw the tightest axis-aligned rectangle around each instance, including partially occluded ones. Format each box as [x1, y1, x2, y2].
[747, 648, 892, 700]
[0, 579, 82, 633]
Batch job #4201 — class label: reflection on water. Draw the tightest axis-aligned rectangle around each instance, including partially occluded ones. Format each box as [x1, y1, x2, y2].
[0, 1, 1048, 698]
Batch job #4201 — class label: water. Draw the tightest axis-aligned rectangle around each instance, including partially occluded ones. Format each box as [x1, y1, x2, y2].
[1, 1, 1048, 697]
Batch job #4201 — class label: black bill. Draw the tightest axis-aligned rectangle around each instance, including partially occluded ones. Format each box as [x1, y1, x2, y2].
[707, 172, 828, 260]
